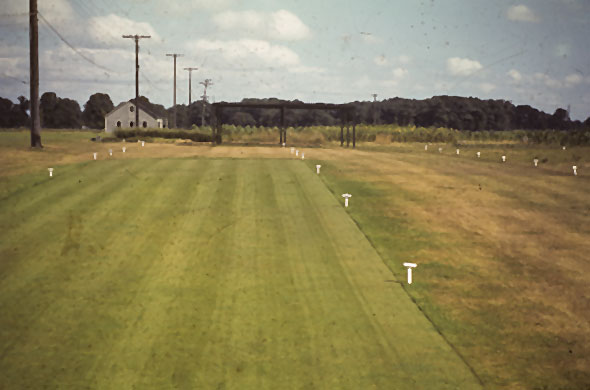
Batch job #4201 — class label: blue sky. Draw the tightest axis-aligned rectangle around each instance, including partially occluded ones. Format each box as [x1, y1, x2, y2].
[1, 0, 589, 120]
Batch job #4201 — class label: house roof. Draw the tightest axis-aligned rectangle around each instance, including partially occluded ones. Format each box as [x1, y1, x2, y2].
[106, 100, 163, 120]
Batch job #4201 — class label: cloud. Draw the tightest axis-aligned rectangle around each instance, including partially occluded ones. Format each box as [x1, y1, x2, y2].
[191, 39, 300, 68]
[564, 73, 583, 86]
[446, 57, 483, 76]
[479, 82, 496, 93]
[397, 55, 411, 65]
[507, 5, 540, 22]
[374, 55, 388, 66]
[392, 67, 408, 79]
[533, 72, 561, 88]
[360, 33, 380, 44]
[88, 14, 161, 48]
[213, 10, 311, 41]
[507, 69, 522, 81]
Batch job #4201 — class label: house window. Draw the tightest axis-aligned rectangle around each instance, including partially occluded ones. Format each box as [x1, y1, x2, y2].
[116, 121, 121, 127]
[143, 121, 147, 128]
[130, 106, 135, 112]
[130, 121, 134, 127]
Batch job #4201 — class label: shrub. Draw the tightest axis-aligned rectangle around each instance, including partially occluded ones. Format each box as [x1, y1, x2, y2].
[114, 128, 212, 142]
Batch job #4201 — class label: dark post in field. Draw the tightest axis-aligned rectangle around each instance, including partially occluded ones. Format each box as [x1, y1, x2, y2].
[340, 121, 344, 147]
[29, 0, 42, 148]
[280, 106, 285, 144]
[123, 34, 151, 127]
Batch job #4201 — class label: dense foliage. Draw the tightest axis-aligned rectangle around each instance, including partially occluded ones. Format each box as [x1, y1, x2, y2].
[2, 93, 589, 132]
[114, 128, 213, 143]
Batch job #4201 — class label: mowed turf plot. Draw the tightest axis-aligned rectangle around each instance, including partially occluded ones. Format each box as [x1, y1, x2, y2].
[0, 158, 481, 389]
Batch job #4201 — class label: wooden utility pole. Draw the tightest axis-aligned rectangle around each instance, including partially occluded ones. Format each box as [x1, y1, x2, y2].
[29, 0, 42, 147]
[123, 34, 150, 127]
[183, 67, 198, 105]
[166, 53, 183, 128]
[372, 93, 378, 125]
[199, 79, 213, 127]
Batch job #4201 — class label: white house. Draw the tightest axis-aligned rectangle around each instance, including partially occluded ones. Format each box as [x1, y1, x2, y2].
[104, 101, 167, 133]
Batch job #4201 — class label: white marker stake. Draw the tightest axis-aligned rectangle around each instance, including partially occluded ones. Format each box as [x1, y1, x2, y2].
[290, 147, 294, 154]
[563, 146, 566, 150]
[424, 145, 428, 151]
[502, 155, 506, 162]
[282, 142, 286, 147]
[534, 158, 539, 167]
[93, 152, 97, 160]
[141, 141, 145, 147]
[456, 149, 460, 155]
[403, 262, 417, 284]
[48, 168, 53, 177]
[108, 149, 113, 156]
[573, 166, 577, 176]
[477, 151, 481, 158]
[301, 152, 305, 160]
[438, 147, 442, 153]
[342, 193, 352, 207]
[316, 165, 321, 174]
[296, 150, 299, 157]
[122, 146, 126, 153]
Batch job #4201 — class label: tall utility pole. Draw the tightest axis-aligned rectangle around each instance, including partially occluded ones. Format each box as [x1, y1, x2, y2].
[372, 93, 378, 125]
[29, 0, 41, 147]
[183, 67, 198, 105]
[199, 79, 213, 127]
[166, 53, 183, 128]
[123, 34, 151, 127]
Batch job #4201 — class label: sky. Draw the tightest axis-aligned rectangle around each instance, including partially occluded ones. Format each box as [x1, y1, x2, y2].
[1, 0, 589, 120]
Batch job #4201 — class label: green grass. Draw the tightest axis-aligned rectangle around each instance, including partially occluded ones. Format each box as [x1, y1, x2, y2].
[0, 158, 482, 389]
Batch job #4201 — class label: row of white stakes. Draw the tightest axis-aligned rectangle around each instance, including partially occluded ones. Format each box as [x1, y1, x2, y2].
[286, 143, 418, 284]
[48, 140, 146, 177]
[425, 145, 579, 175]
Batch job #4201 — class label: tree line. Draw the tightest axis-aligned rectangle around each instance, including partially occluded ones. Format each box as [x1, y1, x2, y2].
[1, 92, 589, 131]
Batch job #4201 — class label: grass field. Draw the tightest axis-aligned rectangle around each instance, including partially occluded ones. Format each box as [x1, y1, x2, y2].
[1, 130, 589, 389]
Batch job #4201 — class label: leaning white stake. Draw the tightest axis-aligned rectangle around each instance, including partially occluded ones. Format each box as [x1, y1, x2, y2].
[93, 152, 97, 160]
[424, 145, 428, 151]
[141, 141, 145, 147]
[403, 262, 417, 284]
[316, 164, 321, 174]
[438, 147, 442, 153]
[476, 151, 481, 158]
[108, 149, 113, 156]
[534, 158, 539, 167]
[122, 146, 126, 153]
[282, 142, 286, 148]
[456, 148, 460, 155]
[342, 193, 352, 207]
[296, 150, 299, 157]
[573, 166, 577, 176]
[48, 167, 53, 177]
[502, 155, 506, 162]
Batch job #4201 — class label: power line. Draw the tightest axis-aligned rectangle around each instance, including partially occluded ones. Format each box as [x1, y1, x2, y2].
[38, 11, 114, 73]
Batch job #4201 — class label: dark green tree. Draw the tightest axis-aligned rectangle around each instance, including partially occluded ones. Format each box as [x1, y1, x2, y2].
[82, 93, 114, 129]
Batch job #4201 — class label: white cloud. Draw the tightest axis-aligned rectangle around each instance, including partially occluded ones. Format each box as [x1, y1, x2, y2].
[564, 73, 583, 86]
[374, 55, 388, 66]
[533, 72, 561, 88]
[507, 69, 522, 81]
[191, 39, 300, 68]
[446, 57, 483, 76]
[2, 0, 74, 25]
[397, 55, 412, 65]
[479, 82, 496, 93]
[88, 14, 161, 48]
[360, 33, 380, 44]
[507, 5, 540, 22]
[392, 67, 408, 79]
[213, 10, 311, 41]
